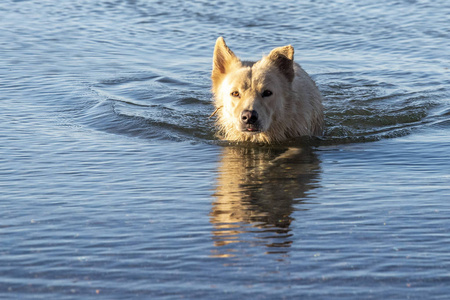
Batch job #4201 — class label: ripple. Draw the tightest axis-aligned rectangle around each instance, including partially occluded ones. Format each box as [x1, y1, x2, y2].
[316, 69, 444, 144]
[81, 73, 215, 142]
[78, 67, 445, 146]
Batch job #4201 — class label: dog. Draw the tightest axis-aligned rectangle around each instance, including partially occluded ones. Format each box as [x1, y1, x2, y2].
[211, 37, 324, 143]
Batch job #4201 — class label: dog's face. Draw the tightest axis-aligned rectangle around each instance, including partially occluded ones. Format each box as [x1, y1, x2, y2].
[211, 37, 295, 142]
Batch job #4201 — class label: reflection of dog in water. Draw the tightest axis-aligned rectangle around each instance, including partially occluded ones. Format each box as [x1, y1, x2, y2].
[211, 37, 324, 143]
[210, 146, 321, 251]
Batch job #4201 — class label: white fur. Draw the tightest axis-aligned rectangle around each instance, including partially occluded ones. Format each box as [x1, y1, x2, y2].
[211, 37, 323, 143]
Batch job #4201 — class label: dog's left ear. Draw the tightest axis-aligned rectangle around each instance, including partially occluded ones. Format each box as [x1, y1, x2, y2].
[268, 45, 295, 82]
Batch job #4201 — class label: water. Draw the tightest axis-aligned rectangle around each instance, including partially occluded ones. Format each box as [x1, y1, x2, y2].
[1, 0, 449, 299]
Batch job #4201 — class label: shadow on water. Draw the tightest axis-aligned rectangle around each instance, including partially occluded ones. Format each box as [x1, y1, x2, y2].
[210, 145, 321, 258]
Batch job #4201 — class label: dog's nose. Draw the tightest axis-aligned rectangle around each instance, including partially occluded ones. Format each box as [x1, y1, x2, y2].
[241, 110, 258, 124]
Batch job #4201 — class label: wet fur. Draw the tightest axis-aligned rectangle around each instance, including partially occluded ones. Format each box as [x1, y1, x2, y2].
[211, 37, 324, 143]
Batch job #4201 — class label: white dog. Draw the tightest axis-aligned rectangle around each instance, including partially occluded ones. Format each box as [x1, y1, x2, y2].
[211, 37, 323, 143]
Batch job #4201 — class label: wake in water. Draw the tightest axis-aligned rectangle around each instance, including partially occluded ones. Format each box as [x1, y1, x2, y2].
[83, 70, 216, 142]
[318, 70, 443, 144]
[81, 68, 445, 145]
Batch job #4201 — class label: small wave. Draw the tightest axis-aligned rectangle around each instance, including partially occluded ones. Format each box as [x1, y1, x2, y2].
[316, 70, 444, 145]
[81, 72, 215, 142]
[79, 70, 444, 145]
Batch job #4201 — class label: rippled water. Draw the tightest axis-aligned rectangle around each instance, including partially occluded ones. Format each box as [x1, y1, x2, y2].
[1, 0, 449, 299]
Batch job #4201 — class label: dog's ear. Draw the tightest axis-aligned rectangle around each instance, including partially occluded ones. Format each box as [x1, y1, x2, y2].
[267, 45, 295, 82]
[212, 37, 240, 90]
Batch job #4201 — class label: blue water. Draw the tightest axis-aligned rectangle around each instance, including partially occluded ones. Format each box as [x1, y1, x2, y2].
[1, 0, 449, 299]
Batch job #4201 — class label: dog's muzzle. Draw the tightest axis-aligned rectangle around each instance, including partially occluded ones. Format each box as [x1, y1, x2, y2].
[240, 110, 261, 132]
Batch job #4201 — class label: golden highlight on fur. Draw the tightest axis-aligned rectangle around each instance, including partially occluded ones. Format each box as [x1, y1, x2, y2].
[211, 37, 324, 143]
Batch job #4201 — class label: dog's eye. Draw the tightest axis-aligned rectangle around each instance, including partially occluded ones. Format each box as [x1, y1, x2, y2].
[262, 90, 273, 98]
[230, 91, 240, 98]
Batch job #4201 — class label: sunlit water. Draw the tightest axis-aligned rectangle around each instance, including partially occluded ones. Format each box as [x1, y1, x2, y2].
[1, 0, 449, 299]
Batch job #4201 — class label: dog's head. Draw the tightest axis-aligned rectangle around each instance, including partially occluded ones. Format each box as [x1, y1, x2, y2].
[211, 37, 295, 142]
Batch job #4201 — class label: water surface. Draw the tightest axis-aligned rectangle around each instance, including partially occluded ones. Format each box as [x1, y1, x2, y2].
[1, 0, 449, 299]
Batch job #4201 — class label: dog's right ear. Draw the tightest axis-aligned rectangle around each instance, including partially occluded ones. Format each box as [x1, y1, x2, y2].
[212, 37, 240, 91]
